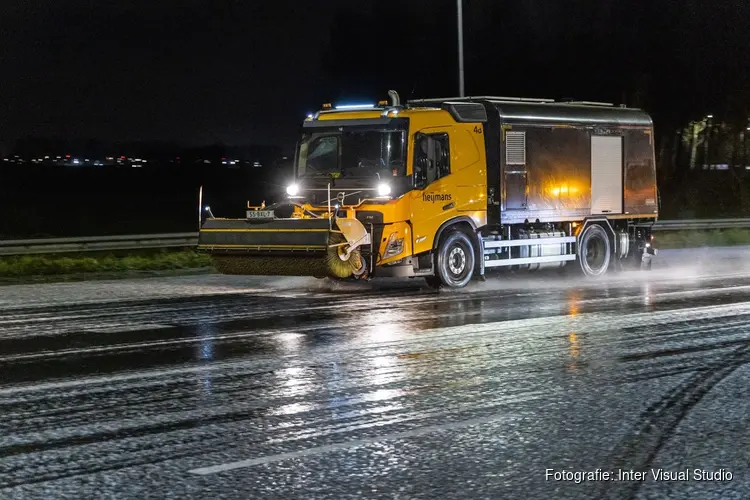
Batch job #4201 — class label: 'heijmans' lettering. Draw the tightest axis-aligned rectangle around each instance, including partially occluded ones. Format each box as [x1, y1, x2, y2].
[422, 193, 452, 203]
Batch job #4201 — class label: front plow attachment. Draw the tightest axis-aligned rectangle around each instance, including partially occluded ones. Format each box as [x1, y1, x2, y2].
[198, 217, 370, 278]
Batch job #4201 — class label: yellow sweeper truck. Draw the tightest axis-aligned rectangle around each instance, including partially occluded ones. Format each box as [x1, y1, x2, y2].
[198, 91, 659, 288]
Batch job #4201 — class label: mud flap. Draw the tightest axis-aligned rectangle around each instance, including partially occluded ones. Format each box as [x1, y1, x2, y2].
[641, 246, 657, 270]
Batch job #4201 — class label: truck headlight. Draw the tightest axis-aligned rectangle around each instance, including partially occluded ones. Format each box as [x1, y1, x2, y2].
[384, 232, 404, 258]
[377, 183, 391, 197]
[286, 183, 299, 196]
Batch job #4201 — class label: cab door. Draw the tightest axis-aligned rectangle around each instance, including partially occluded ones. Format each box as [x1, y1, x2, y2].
[409, 128, 456, 256]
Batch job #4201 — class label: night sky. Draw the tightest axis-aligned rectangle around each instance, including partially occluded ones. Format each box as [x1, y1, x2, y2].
[2, 0, 749, 152]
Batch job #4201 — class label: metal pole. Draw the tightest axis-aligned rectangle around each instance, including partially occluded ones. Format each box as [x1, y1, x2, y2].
[457, 0, 465, 97]
[198, 185, 203, 230]
[704, 115, 713, 169]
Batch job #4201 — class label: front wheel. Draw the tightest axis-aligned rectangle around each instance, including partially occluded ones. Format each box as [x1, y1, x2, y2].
[434, 231, 476, 288]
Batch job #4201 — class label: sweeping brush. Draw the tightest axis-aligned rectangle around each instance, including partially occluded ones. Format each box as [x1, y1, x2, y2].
[210, 231, 365, 278]
[324, 231, 364, 278]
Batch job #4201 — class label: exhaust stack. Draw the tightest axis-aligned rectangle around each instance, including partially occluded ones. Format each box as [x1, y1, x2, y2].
[388, 90, 400, 107]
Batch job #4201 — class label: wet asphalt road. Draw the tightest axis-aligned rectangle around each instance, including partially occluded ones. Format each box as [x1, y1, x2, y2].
[1, 247, 750, 500]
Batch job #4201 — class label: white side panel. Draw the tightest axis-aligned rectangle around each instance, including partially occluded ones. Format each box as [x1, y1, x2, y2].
[591, 136, 623, 214]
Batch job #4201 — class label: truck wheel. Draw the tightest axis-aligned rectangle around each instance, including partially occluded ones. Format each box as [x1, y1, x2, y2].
[435, 230, 475, 288]
[578, 224, 611, 277]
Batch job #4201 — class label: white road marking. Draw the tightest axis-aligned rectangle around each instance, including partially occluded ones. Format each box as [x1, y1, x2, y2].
[84, 323, 174, 333]
[188, 412, 509, 475]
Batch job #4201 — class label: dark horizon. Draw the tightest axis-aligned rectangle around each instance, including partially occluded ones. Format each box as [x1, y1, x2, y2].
[3, 0, 750, 153]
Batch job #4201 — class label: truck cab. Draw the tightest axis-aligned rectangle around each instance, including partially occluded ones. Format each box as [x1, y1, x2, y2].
[282, 97, 488, 283]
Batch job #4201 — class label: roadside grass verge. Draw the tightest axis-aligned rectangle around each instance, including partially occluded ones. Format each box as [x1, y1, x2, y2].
[654, 229, 750, 249]
[0, 249, 212, 283]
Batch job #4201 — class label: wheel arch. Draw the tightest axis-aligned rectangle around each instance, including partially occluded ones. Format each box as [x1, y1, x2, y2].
[432, 216, 481, 271]
[432, 216, 478, 249]
[578, 217, 616, 246]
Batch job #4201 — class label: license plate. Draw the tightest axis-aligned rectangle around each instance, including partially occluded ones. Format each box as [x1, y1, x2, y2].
[246, 210, 275, 219]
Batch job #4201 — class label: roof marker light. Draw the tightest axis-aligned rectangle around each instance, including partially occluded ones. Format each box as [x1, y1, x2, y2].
[335, 104, 376, 110]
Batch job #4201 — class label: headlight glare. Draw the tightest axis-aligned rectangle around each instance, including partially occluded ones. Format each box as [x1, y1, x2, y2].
[377, 183, 391, 197]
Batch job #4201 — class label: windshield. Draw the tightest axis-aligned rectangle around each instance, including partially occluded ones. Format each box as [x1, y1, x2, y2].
[296, 128, 406, 178]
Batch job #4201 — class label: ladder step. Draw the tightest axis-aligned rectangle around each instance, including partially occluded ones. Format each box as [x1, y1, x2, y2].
[484, 254, 577, 268]
[483, 236, 576, 249]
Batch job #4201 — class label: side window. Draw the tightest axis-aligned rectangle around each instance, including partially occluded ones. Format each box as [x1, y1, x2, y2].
[414, 133, 450, 189]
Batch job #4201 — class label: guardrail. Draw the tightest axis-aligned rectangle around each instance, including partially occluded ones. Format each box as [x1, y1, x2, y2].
[652, 218, 750, 231]
[0, 233, 198, 256]
[1, 219, 750, 256]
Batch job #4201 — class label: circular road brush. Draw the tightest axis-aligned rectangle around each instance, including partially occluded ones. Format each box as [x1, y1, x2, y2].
[324, 231, 365, 278]
[211, 232, 365, 278]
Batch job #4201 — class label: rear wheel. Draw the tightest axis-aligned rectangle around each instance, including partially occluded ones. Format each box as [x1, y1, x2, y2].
[578, 224, 611, 277]
[434, 230, 475, 288]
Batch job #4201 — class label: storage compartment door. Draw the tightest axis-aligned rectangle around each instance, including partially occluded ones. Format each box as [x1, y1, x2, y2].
[505, 171, 527, 209]
[591, 136, 623, 214]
